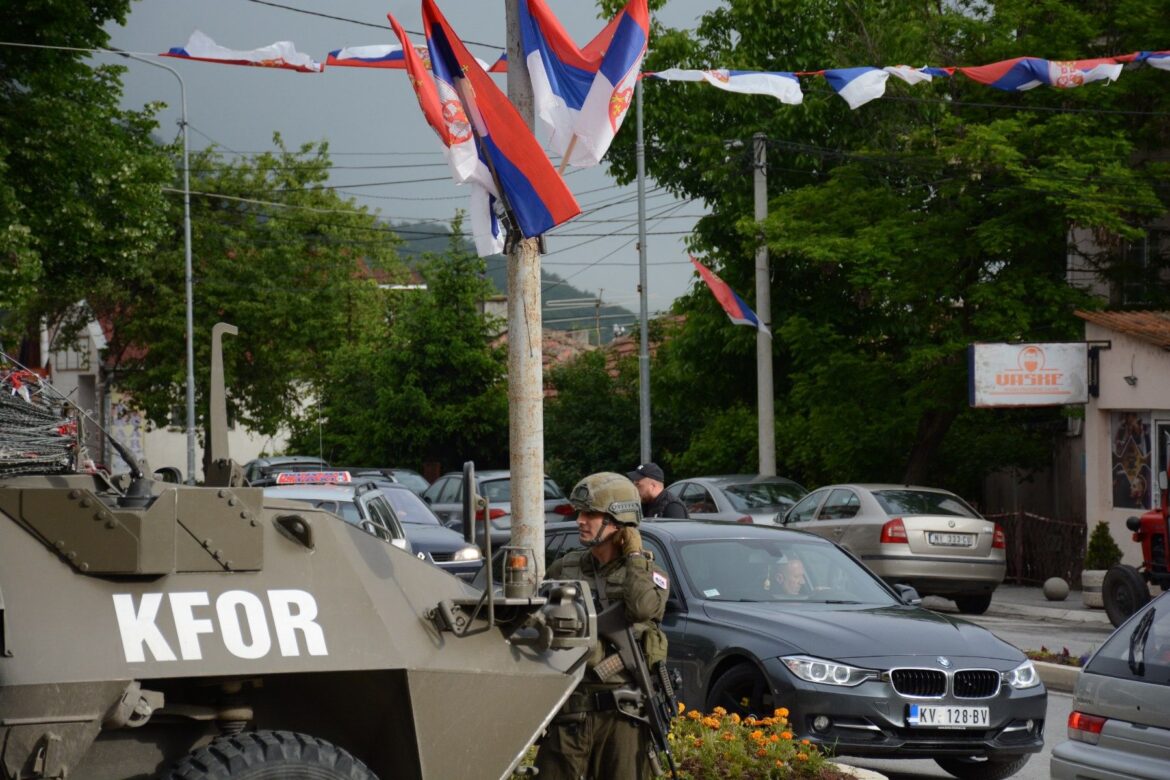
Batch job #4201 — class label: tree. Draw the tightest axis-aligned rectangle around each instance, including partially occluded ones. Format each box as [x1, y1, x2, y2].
[291, 225, 509, 472]
[0, 0, 174, 352]
[105, 136, 405, 436]
[600, 0, 1170, 492]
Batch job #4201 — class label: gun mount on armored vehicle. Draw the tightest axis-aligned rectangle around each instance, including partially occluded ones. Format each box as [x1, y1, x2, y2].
[0, 325, 595, 779]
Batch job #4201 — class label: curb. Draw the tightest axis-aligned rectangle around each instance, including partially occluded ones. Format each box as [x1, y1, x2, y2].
[986, 601, 1112, 625]
[1034, 660, 1080, 693]
[830, 761, 887, 780]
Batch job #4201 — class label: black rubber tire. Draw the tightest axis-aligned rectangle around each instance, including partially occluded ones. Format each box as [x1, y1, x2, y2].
[1103, 564, 1151, 628]
[704, 663, 776, 718]
[164, 730, 378, 780]
[954, 593, 993, 615]
[935, 754, 1030, 780]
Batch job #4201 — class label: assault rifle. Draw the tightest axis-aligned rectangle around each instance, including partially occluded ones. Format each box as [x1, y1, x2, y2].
[596, 604, 678, 777]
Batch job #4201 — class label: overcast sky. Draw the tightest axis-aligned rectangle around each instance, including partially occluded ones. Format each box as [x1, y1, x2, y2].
[103, 0, 719, 324]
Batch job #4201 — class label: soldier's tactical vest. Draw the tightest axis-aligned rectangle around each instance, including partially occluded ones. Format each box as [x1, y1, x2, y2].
[554, 550, 669, 669]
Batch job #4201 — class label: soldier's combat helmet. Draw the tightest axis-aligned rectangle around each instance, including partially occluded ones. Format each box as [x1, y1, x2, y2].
[569, 471, 643, 527]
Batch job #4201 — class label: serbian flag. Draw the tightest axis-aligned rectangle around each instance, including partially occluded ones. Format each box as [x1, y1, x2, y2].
[691, 256, 770, 336]
[1135, 50, 1170, 70]
[957, 57, 1123, 90]
[822, 67, 889, 109]
[520, 0, 649, 168]
[327, 43, 504, 73]
[649, 69, 803, 104]
[421, 0, 579, 238]
[163, 30, 323, 73]
[389, 13, 502, 255]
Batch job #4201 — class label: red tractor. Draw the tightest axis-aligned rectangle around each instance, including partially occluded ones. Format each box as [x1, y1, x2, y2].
[1102, 470, 1170, 627]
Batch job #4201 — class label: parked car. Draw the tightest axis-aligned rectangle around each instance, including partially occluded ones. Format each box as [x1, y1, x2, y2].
[377, 483, 483, 579]
[422, 469, 574, 550]
[542, 519, 1045, 779]
[781, 484, 1006, 614]
[1050, 590, 1170, 779]
[261, 471, 409, 550]
[243, 455, 329, 486]
[386, 467, 431, 496]
[668, 474, 808, 524]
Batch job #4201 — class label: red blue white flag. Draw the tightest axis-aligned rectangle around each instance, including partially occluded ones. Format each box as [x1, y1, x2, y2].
[958, 57, 1123, 90]
[823, 67, 890, 109]
[519, 0, 648, 168]
[163, 30, 323, 73]
[327, 44, 505, 73]
[691, 256, 770, 336]
[648, 69, 803, 104]
[420, 0, 580, 239]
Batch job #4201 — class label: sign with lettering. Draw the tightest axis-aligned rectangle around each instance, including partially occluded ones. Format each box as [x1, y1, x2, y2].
[968, 343, 1088, 407]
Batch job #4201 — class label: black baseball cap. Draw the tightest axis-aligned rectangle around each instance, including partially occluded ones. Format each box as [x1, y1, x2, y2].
[627, 462, 665, 483]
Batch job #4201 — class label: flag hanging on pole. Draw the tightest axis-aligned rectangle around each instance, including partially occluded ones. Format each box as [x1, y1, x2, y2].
[163, 30, 323, 72]
[519, 0, 648, 168]
[690, 256, 771, 336]
[421, 0, 580, 239]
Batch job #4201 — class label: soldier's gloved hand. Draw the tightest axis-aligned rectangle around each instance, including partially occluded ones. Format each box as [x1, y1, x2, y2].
[622, 526, 643, 556]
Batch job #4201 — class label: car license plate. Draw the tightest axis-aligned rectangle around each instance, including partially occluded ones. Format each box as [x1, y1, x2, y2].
[907, 705, 989, 728]
[928, 532, 974, 547]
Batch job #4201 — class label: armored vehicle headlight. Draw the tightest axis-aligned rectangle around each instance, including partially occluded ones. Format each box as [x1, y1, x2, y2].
[781, 655, 878, 687]
[453, 545, 482, 561]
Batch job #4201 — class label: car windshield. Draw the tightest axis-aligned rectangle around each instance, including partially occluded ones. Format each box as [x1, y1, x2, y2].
[379, 488, 441, 525]
[724, 481, 806, 511]
[392, 471, 430, 493]
[676, 536, 897, 605]
[872, 489, 979, 518]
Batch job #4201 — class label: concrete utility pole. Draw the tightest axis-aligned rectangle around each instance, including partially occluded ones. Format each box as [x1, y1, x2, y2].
[505, 0, 547, 578]
[636, 79, 652, 463]
[754, 133, 776, 476]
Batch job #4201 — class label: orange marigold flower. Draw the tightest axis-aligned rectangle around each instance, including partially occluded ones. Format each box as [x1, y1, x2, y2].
[712, 706, 727, 716]
[781, 731, 793, 740]
[744, 716, 758, 726]
[769, 734, 780, 743]
[756, 747, 768, 757]
[775, 760, 786, 768]
[774, 707, 790, 718]
[721, 732, 736, 742]
[687, 710, 702, 721]
[703, 717, 721, 729]
[692, 738, 703, 749]
[750, 729, 765, 742]
[729, 713, 741, 724]
[678, 702, 686, 714]
[801, 738, 811, 745]
[796, 752, 809, 761]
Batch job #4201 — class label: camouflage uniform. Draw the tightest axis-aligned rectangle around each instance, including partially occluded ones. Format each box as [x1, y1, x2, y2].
[535, 474, 669, 780]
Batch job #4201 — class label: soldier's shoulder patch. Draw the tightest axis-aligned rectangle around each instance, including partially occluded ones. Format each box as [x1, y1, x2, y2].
[652, 571, 669, 590]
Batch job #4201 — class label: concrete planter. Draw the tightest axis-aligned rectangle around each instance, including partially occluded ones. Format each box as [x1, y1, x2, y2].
[1033, 660, 1081, 693]
[1082, 569, 1105, 608]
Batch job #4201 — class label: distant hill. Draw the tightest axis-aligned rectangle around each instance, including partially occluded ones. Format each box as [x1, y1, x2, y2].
[388, 220, 637, 344]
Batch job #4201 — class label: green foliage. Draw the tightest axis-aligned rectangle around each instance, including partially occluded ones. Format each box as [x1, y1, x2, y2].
[290, 225, 509, 472]
[105, 136, 403, 436]
[602, 0, 1170, 487]
[1084, 521, 1123, 570]
[0, 0, 174, 346]
[545, 350, 641, 488]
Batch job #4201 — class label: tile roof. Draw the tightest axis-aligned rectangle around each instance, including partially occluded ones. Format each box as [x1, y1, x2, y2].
[1075, 309, 1170, 350]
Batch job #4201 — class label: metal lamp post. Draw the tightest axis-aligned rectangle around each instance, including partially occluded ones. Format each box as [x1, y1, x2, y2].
[117, 51, 197, 483]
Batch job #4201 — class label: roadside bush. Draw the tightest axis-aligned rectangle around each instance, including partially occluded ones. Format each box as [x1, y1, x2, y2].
[1084, 521, 1123, 570]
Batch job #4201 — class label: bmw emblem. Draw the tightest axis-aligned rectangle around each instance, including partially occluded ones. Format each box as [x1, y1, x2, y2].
[938, 656, 952, 668]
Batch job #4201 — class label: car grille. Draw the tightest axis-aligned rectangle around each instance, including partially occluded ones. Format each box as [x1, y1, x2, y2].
[430, 551, 455, 563]
[953, 669, 1000, 698]
[890, 669, 946, 698]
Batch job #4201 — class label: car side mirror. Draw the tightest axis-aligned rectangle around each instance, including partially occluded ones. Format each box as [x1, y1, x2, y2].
[423, 495, 432, 504]
[893, 583, 922, 606]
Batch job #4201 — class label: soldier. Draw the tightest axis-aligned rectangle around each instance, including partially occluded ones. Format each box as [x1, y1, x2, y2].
[536, 472, 670, 779]
[627, 462, 688, 519]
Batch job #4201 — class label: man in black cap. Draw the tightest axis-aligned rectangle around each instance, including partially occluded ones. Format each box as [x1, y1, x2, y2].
[627, 462, 688, 519]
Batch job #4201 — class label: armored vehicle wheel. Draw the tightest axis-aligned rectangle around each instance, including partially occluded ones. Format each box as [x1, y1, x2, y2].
[954, 593, 993, 615]
[1103, 564, 1151, 628]
[934, 754, 1030, 780]
[165, 730, 377, 780]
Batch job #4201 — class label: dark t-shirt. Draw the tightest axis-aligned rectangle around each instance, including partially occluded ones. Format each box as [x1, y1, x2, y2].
[644, 489, 688, 519]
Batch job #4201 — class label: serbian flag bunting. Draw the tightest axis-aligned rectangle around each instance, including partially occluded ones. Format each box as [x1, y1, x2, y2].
[327, 43, 503, 73]
[421, 0, 580, 238]
[520, 0, 649, 168]
[957, 57, 1123, 90]
[163, 30, 323, 73]
[823, 67, 890, 109]
[691, 256, 770, 336]
[649, 68, 803, 104]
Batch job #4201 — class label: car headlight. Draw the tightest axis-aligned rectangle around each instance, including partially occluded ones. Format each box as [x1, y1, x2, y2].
[453, 545, 482, 562]
[781, 655, 878, 687]
[1003, 659, 1040, 689]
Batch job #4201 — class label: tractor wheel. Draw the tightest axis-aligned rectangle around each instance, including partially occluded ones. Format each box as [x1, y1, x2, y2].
[1103, 564, 1151, 628]
[164, 730, 377, 780]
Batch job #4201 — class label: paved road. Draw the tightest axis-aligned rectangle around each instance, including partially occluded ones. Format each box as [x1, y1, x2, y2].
[837, 691, 1072, 780]
[958, 612, 1114, 660]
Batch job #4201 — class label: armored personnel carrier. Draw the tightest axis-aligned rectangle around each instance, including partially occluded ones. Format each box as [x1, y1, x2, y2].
[0, 325, 593, 779]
